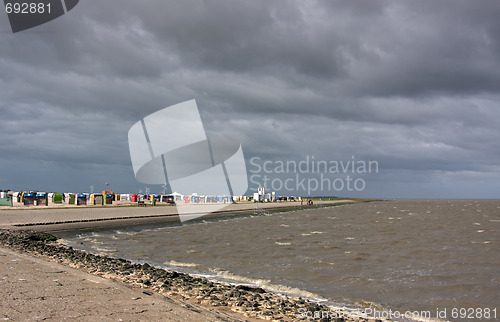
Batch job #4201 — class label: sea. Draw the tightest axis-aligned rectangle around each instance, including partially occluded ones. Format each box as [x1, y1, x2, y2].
[62, 200, 499, 321]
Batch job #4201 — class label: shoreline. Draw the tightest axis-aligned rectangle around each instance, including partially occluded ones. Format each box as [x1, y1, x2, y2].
[0, 230, 381, 321]
[0, 243, 244, 321]
[0, 199, 365, 232]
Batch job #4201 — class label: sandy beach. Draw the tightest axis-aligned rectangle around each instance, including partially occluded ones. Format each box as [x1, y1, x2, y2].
[0, 201, 384, 321]
[0, 245, 244, 321]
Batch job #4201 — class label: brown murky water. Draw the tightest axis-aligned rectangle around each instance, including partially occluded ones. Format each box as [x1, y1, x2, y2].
[66, 200, 499, 320]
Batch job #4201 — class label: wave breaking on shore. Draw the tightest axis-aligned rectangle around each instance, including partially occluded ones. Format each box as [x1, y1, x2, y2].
[0, 229, 396, 321]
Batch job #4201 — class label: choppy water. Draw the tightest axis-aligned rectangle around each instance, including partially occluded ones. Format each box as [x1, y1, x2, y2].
[64, 200, 499, 320]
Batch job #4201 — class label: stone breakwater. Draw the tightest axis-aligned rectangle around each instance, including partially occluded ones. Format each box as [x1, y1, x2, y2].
[0, 230, 381, 321]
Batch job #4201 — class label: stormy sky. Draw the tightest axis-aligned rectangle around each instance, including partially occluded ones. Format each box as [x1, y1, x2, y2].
[1, 0, 499, 198]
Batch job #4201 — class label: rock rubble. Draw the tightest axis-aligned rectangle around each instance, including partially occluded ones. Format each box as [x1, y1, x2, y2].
[0, 230, 381, 321]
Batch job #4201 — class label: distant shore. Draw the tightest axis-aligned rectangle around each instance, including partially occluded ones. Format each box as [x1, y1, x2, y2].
[0, 199, 361, 232]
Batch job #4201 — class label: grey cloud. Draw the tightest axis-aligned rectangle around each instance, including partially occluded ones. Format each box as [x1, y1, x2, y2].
[1, 0, 499, 197]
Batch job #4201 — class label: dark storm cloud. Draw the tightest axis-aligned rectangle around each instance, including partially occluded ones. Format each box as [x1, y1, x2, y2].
[354, 2, 495, 96]
[126, 0, 500, 97]
[0, 0, 499, 196]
